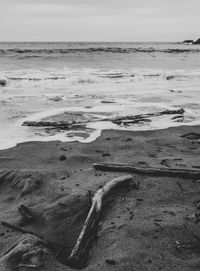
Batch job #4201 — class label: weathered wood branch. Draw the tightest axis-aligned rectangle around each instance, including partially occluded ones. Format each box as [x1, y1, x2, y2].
[93, 163, 200, 180]
[67, 175, 133, 268]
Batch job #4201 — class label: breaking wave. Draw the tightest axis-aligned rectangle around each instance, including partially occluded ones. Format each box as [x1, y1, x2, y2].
[1, 47, 200, 57]
[4, 68, 200, 86]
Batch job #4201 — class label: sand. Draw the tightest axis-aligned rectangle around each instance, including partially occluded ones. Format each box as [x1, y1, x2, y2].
[0, 125, 200, 270]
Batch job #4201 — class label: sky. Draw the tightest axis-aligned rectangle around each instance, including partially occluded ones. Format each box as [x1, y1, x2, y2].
[0, 0, 200, 42]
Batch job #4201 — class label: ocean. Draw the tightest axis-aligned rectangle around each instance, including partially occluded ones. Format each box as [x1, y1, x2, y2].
[0, 42, 200, 150]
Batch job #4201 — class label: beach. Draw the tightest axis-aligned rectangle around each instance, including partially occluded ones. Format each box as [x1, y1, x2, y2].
[1, 0, 200, 267]
[1, 125, 200, 270]
[0, 42, 200, 270]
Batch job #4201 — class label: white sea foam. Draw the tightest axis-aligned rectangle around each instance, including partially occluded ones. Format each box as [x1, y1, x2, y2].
[0, 49, 200, 150]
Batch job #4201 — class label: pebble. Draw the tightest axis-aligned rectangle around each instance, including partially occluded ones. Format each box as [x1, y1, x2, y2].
[106, 259, 116, 265]
[0, 79, 6, 86]
[59, 155, 66, 161]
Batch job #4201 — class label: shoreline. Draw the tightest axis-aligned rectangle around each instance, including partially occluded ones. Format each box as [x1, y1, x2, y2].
[0, 125, 200, 270]
[1, 106, 199, 151]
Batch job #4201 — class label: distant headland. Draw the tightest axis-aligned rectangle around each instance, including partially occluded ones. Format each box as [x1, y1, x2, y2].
[182, 38, 200, 44]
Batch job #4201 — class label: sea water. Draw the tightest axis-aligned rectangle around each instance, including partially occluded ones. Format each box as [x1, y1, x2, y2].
[0, 42, 200, 149]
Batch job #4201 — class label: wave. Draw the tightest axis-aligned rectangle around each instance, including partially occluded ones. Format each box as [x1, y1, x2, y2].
[7, 76, 102, 84]
[1, 47, 200, 56]
[6, 70, 200, 84]
[7, 76, 67, 81]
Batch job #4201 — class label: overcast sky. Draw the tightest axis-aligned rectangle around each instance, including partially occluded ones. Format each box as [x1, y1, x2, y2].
[0, 0, 199, 42]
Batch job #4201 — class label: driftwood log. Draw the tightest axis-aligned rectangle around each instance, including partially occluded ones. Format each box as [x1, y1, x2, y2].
[67, 175, 133, 268]
[93, 163, 200, 180]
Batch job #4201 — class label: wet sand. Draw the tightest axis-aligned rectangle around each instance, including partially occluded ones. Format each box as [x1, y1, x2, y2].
[0, 125, 200, 270]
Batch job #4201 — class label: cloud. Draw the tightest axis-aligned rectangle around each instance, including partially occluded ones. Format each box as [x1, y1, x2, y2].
[0, 0, 200, 41]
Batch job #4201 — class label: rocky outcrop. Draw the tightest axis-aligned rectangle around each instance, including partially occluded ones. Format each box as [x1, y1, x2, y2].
[23, 109, 185, 130]
[193, 38, 200, 44]
[182, 40, 193, 44]
[108, 108, 185, 126]
[0, 79, 6, 87]
[22, 120, 85, 130]
[182, 38, 200, 45]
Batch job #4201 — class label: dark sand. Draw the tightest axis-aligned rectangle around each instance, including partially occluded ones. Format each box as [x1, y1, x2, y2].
[0, 125, 200, 270]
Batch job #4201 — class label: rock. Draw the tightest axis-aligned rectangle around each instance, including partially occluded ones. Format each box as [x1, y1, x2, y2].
[196, 202, 200, 210]
[136, 198, 144, 202]
[169, 89, 182, 93]
[182, 40, 193, 44]
[110, 108, 184, 126]
[195, 212, 200, 223]
[101, 100, 115, 104]
[102, 153, 110, 157]
[105, 259, 116, 265]
[129, 213, 134, 220]
[22, 120, 85, 131]
[160, 159, 170, 167]
[0, 79, 6, 87]
[60, 176, 66, 180]
[59, 155, 66, 161]
[48, 96, 63, 102]
[125, 137, 133, 142]
[161, 108, 185, 115]
[166, 75, 175, 80]
[181, 133, 200, 140]
[112, 116, 151, 125]
[194, 38, 200, 45]
[182, 38, 200, 45]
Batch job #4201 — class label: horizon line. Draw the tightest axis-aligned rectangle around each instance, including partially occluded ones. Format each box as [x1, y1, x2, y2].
[0, 40, 181, 43]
